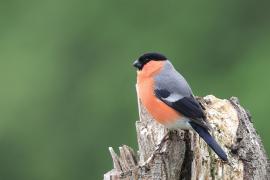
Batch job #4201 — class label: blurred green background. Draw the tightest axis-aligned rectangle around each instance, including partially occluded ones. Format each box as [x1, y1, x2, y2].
[0, 0, 269, 179]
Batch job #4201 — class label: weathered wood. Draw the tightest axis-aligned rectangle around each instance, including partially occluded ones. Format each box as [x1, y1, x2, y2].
[104, 95, 269, 180]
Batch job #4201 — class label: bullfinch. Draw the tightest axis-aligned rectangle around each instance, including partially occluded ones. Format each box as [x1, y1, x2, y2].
[133, 52, 228, 161]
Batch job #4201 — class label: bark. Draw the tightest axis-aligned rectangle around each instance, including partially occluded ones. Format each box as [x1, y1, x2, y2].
[104, 95, 269, 180]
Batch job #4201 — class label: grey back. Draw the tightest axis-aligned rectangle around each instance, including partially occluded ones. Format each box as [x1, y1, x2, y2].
[154, 60, 193, 101]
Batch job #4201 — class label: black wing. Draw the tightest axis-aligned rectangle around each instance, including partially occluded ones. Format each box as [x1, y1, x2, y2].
[155, 89, 210, 130]
[170, 96, 205, 119]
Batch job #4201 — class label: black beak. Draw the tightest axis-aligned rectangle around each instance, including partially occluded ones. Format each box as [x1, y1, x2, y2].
[133, 60, 142, 70]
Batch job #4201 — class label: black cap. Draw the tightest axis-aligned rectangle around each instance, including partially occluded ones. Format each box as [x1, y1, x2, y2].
[133, 52, 167, 70]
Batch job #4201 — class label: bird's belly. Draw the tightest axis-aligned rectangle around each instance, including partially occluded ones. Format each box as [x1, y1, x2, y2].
[137, 81, 181, 125]
[141, 91, 192, 130]
[165, 117, 192, 130]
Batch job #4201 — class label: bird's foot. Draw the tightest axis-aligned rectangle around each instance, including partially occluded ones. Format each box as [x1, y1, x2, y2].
[140, 131, 172, 169]
[154, 130, 172, 153]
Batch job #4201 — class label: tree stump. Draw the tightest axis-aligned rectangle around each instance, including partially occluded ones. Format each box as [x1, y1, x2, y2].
[104, 95, 269, 180]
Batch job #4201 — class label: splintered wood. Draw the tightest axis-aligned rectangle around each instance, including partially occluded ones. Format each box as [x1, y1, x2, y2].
[104, 95, 269, 180]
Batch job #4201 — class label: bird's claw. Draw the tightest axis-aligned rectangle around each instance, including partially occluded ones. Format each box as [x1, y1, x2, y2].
[140, 131, 171, 169]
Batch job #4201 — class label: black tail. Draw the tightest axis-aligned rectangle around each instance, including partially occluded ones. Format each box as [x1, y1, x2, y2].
[190, 122, 228, 161]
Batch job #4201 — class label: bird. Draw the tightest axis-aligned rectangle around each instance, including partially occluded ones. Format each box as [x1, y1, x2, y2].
[133, 52, 228, 161]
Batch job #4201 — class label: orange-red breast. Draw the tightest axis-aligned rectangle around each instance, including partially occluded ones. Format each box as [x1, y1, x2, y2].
[133, 52, 227, 161]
